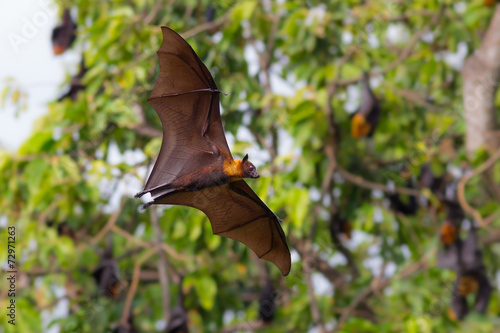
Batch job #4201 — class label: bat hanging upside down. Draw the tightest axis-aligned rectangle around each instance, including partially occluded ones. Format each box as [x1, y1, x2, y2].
[135, 27, 291, 276]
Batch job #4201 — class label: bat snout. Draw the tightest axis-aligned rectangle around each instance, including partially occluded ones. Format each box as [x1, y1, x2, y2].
[249, 171, 260, 179]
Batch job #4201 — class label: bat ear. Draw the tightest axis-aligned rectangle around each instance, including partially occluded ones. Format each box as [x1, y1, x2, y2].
[242, 154, 249, 163]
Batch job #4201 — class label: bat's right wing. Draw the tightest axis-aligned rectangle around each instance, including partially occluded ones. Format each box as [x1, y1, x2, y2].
[156, 180, 291, 276]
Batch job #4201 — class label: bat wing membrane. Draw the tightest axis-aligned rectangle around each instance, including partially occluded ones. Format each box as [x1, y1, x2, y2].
[156, 180, 291, 276]
[139, 27, 232, 198]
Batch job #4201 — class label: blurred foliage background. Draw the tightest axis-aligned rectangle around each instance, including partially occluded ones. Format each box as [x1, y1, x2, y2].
[1, 0, 500, 332]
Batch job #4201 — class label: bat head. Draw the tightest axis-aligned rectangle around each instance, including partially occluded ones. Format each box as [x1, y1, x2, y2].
[241, 154, 259, 179]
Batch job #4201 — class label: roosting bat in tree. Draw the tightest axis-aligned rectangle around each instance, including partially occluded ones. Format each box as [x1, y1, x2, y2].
[351, 72, 380, 138]
[135, 27, 291, 276]
[259, 277, 277, 324]
[437, 226, 492, 320]
[51, 9, 76, 55]
[92, 240, 126, 299]
[58, 58, 86, 101]
[166, 277, 189, 333]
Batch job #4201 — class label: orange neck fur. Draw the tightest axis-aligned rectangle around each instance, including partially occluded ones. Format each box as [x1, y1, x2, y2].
[223, 159, 244, 181]
[440, 221, 457, 246]
[351, 113, 372, 138]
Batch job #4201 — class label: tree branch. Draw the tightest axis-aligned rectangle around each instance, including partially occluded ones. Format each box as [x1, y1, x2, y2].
[457, 147, 500, 227]
[331, 250, 432, 332]
[120, 248, 156, 328]
[337, 166, 422, 196]
[462, 6, 500, 155]
[150, 208, 171, 320]
[181, 12, 230, 39]
[290, 236, 347, 289]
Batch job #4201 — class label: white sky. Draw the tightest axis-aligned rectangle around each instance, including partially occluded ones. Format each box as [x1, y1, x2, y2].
[0, 0, 80, 152]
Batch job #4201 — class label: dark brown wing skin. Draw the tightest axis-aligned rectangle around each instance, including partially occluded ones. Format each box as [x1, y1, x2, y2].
[155, 180, 291, 276]
[136, 27, 232, 199]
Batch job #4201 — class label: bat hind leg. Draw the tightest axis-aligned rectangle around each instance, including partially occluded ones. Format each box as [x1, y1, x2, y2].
[140, 201, 155, 211]
[134, 191, 145, 198]
[135, 182, 176, 199]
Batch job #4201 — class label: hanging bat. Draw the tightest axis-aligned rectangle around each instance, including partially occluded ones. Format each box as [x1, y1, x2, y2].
[418, 163, 445, 197]
[449, 284, 468, 321]
[135, 27, 291, 276]
[51, 9, 76, 55]
[328, 213, 352, 241]
[438, 226, 492, 319]
[437, 225, 483, 271]
[387, 182, 418, 216]
[92, 239, 126, 299]
[258, 278, 277, 323]
[351, 72, 380, 138]
[166, 278, 189, 333]
[58, 58, 86, 101]
[449, 270, 492, 320]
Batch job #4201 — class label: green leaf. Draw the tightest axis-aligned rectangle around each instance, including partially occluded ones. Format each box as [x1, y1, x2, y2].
[194, 275, 217, 310]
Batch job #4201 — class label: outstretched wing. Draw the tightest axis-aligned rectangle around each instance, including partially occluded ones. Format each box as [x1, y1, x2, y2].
[155, 180, 291, 276]
[137, 27, 232, 199]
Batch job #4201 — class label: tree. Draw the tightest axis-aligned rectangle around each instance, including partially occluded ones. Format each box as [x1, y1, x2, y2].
[1, 1, 499, 332]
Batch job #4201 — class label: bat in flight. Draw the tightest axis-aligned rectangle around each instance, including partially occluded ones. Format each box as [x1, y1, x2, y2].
[135, 27, 291, 276]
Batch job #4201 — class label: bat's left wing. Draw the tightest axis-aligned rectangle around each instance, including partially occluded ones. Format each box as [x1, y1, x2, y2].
[156, 180, 291, 276]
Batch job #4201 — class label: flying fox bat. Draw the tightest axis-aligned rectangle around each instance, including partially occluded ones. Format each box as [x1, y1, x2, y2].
[449, 268, 492, 320]
[166, 277, 189, 333]
[135, 27, 291, 276]
[92, 238, 126, 299]
[351, 72, 380, 138]
[51, 9, 76, 55]
[58, 58, 86, 101]
[259, 278, 277, 323]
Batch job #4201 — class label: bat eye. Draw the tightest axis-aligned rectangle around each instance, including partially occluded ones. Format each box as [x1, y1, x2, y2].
[249, 165, 255, 171]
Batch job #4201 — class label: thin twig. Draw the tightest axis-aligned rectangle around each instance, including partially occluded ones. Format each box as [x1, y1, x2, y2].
[336, 6, 445, 86]
[221, 320, 264, 333]
[337, 166, 422, 196]
[309, 47, 355, 241]
[120, 248, 156, 327]
[331, 250, 432, 332]
[482, 225, 500, 244]
[150, 208, 171, 319]
[111, 225, 197, 262]
[290, 236, 347, 289]
[380, 82, 442, 112]
[457, 148, 500, 227]
[181, 12, 230, 39]
[89, 197, 126, 245]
